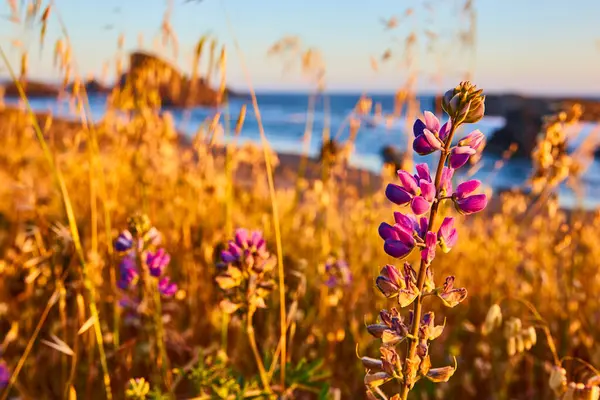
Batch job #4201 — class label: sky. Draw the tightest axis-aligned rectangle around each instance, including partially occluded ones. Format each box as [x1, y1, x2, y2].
[1, 0, 599, 95]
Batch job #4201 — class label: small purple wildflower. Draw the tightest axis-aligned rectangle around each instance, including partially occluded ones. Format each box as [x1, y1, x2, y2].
[453, 179, 488, 215]
[0, 360, 9, 389]
[158, 277, 178, 297]
[324, 258, 352, 288]
[449, 130, 485, 169]
[413, 112, 452, 155]
[146, 249, 171, 278]
[216, 228, 276, 314]
[115, 230, 133, 252]
[385, 163, 435, 216]
[117, 256, 138, 290]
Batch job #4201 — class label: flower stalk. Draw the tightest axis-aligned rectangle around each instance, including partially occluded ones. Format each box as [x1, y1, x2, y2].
[364, 82, 487, 399]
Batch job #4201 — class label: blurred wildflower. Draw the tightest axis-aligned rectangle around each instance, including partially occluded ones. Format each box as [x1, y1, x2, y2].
[0, 360, 10, 389]
[147, 249, 171, 278]
[323, 257, 352, 289]
[216, 228, 276, 314]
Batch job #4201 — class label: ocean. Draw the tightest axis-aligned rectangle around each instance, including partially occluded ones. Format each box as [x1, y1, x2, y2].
[6, 92, 600, 209]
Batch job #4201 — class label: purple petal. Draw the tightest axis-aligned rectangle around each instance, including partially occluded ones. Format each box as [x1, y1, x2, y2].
[386, 184, 413, 206]
[449, 149, 472, 169]
[115, 230, 133, 252]
[413, 118, 426, 138]
[439, 121, 452, 141]
[234, 228, 250, 248]
[397, 170, 419, 194]
[415, 163, 432, 182]
[393, 212, 416, 232]
[418, 217, 428, 239]
[380, 264, 404, 287]
[378, 222, 399, 241]
[438, 217, 454, 237]
[250, 231, 264, 247]
[158, 277, 177, 296]
[421, 232, 437, 263]
[423, 129, 444, 151]
[456, 194, 488, 215]
[393, 225, 416, 246]
[411, 196, 431, 216]
[459, 129, 485, 149]
[419, 181, 436, 202]
[455, 180, 481, 198]
[228, 242, 242, 258]
[440, 167, 454, 195]
[221, 250, 237, 263]
[413, 135, 437, 155]
[423, 111, 441, 133]
[384, 239, 413, 259]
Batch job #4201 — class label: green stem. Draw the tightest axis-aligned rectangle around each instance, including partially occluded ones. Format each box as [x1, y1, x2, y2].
[399, 123, 458, 399]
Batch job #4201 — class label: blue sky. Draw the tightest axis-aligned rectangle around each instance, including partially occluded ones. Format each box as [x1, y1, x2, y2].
[1, 0, 599, 95]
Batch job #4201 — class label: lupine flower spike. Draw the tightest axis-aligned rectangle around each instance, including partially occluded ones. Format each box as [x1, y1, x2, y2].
[363, 82, 487, 399]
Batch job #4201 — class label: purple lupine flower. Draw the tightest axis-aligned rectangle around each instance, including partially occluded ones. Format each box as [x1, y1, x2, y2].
[115, 230, 133, 252]
[221, 228, 269, 265]
[117, 256, 138, 290]
[421, 232, 437, 264]
[158, 277, 177, 297]
[453, 179, 488, 215]
[385, 164, 435, 216]
[412, 112, 451, 155]
[0, 360, 9, 389]
[379, 213, 424, 259]
[146, 248, 171, 278]
[437, 217, 458, 253]
[449, 130, 485, 169]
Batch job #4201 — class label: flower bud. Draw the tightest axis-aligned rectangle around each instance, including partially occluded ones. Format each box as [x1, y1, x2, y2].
[441, 81, 485, 124]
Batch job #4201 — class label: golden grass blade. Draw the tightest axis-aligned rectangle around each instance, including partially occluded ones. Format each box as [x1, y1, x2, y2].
[41, 334, 74, 357]
[78, 316, 97, 335]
